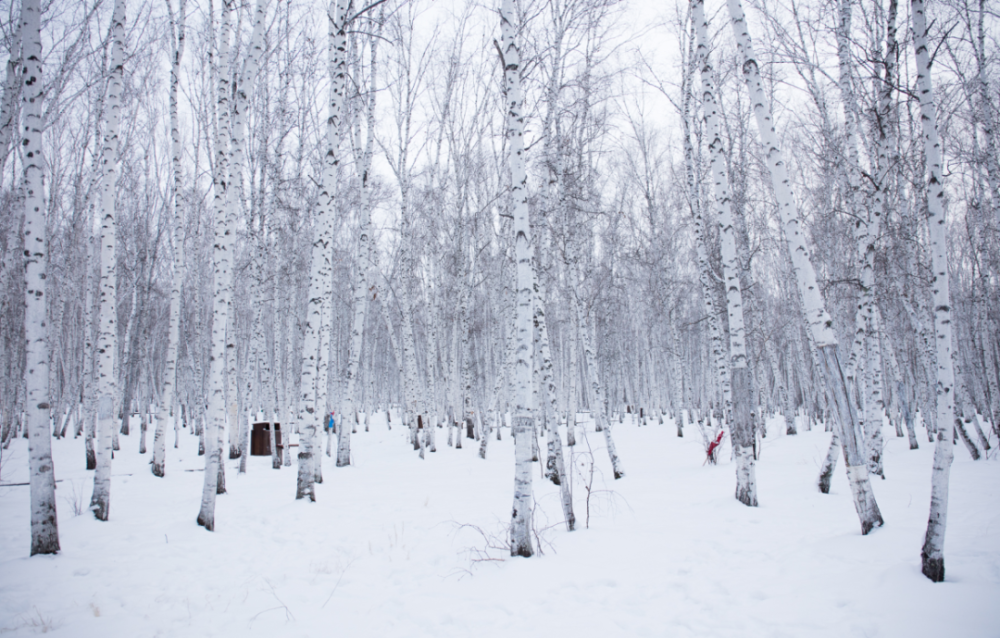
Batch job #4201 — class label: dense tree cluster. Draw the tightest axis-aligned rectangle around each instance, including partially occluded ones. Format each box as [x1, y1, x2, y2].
[1, 0, 996, 579]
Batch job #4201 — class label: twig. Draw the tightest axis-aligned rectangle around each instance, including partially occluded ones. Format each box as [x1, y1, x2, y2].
[321, 558, 356, 609]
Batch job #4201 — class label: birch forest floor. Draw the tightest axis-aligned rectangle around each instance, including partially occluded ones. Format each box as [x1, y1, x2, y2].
[1, 413, 999, 637]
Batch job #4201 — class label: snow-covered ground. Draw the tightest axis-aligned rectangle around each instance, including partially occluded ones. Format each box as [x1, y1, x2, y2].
[1, 413, 998, 637]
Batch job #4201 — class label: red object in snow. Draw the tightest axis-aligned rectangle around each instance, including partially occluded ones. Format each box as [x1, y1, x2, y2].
[706, 430, 725, 462]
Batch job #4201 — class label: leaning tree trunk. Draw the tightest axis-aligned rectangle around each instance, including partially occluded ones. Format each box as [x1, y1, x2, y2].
[500, 0, 535, 557]
[726, 0, 882, 534]
[911, 0, 957, 582]
[153, 0, 186, 478]
[694, 0, 756, 505]
[90, 0, 126, 524]
[21, 0, 59, 554]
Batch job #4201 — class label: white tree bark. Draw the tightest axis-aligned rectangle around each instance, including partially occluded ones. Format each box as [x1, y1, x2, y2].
[270, 270, 284, 469]
[912, 0, 956, 582]
[339, 29, 379, 466]
[566, 295, 578, 447]
[197, 0, 235, 530]
[500, 0, 534, 557]
[226, 303, 239, 465]
[837, 0, 886, 479]
[297, 0, 347, 500]
[226, 0, 266, 469]
[400, 226, 421, 452]
[90, 0, 126, 524]
[577, 298, 624, 479]
[83, 236, 97, 470]
[681, 32, 730, 432]
[971, 0, 1000, 225]
[877, 306, 919, 449]
[535, 273, 575, 530]
[459, 252, 475, 444]
[693, 0, 755, 505]
[421, 265, 439, 454]
[21, 0, 59, 554]
[0, 22, 21, 177]
[153, 0, 187, 478]
[726, 0, 882, 533]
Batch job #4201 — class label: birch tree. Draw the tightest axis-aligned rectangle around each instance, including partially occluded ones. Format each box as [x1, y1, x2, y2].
[693, 0, 756, 506]
[535, 273, 575, 530]
[197, 0, 236, 530]
[500, 0, 535, 557]
[725, 0, 882, 533]
[296, 0, 348, 501]
[153, 0, 187, 478]
[911, 0, 957, 583]
[836, 0, 885, 479]
[90, 0, 126, 523]
[339, 13, 381, 468]
[680, 20, 729, 449]
[0, 22, 20, 177]
[21, 0, 59, 554]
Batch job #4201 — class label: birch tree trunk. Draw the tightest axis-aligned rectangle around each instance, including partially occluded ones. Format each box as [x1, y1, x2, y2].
[21, 0, 59, 554]
[726, 0, 882, 533]
[837, 0, 886, 479]
[226, 304, 239, 462]
[566, 297, 578, 447]
[682, 30, 730, 441]
[693, 0, 755, 506]
[197, 0, 235, 530]
[270, 231, 283, 469]
[535, 274, 575, 530]
[153, 0, 186, 478]
[297, 0, 347, 501]
[500, 0, 535, 557]
[0, 22, 21, 177]
[877, 307, 918, 449]
[339, 27, 379, 467]
[972, 0, 1000, 224]
[90, 0, 126, 523]
[577, 299, 624, 479]
[483, 302, 514, 459]
[912, 0, 956, 582]
[400, 237, 421, 452]
[83, 236, 97, 470]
